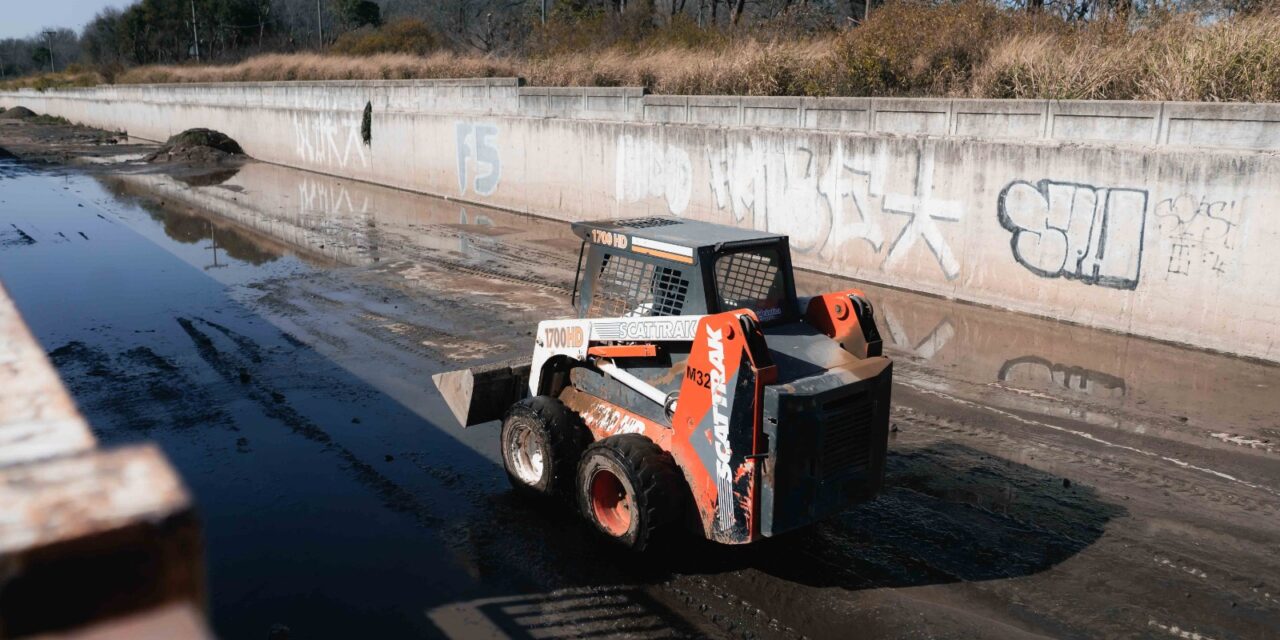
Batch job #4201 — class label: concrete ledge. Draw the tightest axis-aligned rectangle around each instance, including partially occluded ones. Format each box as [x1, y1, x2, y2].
[643, 95, 690, 124]
[11, 82, 1280, 151]
[0, 283, 96, 468]
[740, 96, 804, 128]
[952, 98, 1047, 139]
[1050, 100, 1162, 144]
[517, 86, 643, 120]
[0, 444, 202, 636]
[0, 280, 207, 636]
[1162, 101, 1280, 149]
[802, 97, 873, 132]
[871, 97, 952, 136]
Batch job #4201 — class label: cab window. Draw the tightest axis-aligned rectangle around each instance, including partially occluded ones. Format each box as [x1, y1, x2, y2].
[713, 248, 787, 322]
[587, 252, 690, 318]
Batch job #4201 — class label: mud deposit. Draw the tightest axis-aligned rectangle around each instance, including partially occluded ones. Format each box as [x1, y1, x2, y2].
[1, 126, 1278, 639]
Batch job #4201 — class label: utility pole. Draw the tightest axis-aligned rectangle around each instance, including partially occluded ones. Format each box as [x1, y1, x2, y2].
[541, 0, 547, 25]
[190, 0, 201, 62]
[316, 0, 324, 48]
[42, 30, 55, 73]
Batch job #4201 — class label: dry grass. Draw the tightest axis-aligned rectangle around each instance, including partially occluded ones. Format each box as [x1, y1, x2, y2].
[1, 67, 103, 91]
[118, 52, 522, 84]
[974, 14, 1280, 101]
[115, 42, 829, 96]
[103, 2, 1280, 102]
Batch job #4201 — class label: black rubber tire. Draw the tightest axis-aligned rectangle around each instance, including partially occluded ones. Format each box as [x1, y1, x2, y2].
[500, 396, 588, 499]
[576, 434, 684, 551]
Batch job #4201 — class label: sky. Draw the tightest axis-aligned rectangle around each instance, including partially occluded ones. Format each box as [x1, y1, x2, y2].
[1, 0, 136, 40]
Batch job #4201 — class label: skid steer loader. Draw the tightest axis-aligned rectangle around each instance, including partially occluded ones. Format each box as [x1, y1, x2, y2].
[433, 217, 892, 549]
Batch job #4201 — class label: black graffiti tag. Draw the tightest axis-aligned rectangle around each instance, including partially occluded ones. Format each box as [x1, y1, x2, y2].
[997, 180, 1148, 290]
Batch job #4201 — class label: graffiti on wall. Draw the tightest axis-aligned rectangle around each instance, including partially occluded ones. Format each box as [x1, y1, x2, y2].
[997, 180, 1148, 290]
[455, 122, 501, 196]
[292, 111, 369, 170]
[1153, 194, 1243, 280]
[615, 135, 693, 215]
[704, 140, 963, 280]
[882, 149, 964, 280]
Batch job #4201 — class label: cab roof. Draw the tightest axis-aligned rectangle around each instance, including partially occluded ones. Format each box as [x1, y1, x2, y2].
[571, 217, 785, 251]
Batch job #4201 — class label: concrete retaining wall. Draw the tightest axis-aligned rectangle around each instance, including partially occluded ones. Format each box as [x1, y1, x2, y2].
[3, 81, 1278, 361]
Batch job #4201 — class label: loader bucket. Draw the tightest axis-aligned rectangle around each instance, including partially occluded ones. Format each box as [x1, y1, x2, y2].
[431, 360, 531, 427]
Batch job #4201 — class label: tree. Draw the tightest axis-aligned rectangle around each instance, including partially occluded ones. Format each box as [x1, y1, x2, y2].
[334, 0, 383, 30]
[31, 46, 52, 69]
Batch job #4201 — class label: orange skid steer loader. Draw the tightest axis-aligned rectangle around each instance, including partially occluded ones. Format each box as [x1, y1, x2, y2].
[433, 217, 892, 549]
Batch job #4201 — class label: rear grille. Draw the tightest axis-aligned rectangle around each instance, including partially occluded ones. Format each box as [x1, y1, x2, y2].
[819, 392, 875, 478]
[613, 217, 680, 229]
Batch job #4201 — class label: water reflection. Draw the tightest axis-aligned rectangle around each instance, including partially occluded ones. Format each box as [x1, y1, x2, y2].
[172, 166, 242, 188]
[102, 162, 580, 276]
[98, 159, 1280, 443]
[796, 271, 1278, 441]
[998, 356, 1127, 399]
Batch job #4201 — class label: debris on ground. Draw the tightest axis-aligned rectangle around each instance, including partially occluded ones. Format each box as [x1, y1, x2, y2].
[0, 106, 37, 119]
[144, 128, 244, 164]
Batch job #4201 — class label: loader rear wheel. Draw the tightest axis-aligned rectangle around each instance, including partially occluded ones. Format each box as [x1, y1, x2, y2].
[576, 434, 682, 551]
[500, 396, 587, 499]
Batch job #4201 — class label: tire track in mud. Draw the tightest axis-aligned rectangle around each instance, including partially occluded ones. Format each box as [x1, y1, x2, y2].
[902, 379, 1280, 500]
[642, 386, 1276, 638]
[878, 390, 1280, 638]
[890, 403, 1279, 519]
[747, 445, 1115, 637]
[47, 340, 231, 434]
[171, 311, 729, 640]
[1, 223, 36, 247]
[382, 253, 574, 296]
[226, 275, 769, 637]
[355, 311, 503, 363]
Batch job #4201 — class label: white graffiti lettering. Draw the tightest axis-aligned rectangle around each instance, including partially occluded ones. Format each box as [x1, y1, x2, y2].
[616, 135, 692, 215]
[455, 122, 501, 196]
[292, 111, 368, 170]
[705, 140, 959, 278]
[883, 147, 964, 280]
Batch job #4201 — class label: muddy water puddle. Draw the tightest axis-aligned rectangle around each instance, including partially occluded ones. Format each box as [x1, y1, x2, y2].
[2, 155, 1278, 639]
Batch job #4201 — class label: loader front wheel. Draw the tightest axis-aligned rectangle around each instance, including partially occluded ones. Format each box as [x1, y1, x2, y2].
[577, 434, 682, 551]
[500, 396, 586, 499]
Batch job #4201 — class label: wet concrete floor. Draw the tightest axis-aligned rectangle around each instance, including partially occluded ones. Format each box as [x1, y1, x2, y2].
[0, 154, 1277, 639]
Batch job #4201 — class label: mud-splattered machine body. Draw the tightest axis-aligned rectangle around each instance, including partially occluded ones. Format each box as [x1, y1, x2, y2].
[435, 217, 892, 546]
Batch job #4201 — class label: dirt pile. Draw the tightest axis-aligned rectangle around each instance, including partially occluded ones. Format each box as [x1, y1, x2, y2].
[145, 128, 244, 164]
[0, 106, 36, 119]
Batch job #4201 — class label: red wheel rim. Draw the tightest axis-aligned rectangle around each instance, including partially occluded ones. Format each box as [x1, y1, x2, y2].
[590, 469, 632, 537]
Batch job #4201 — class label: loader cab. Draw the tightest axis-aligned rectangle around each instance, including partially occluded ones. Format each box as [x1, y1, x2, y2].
[570, 217, 800, 325]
